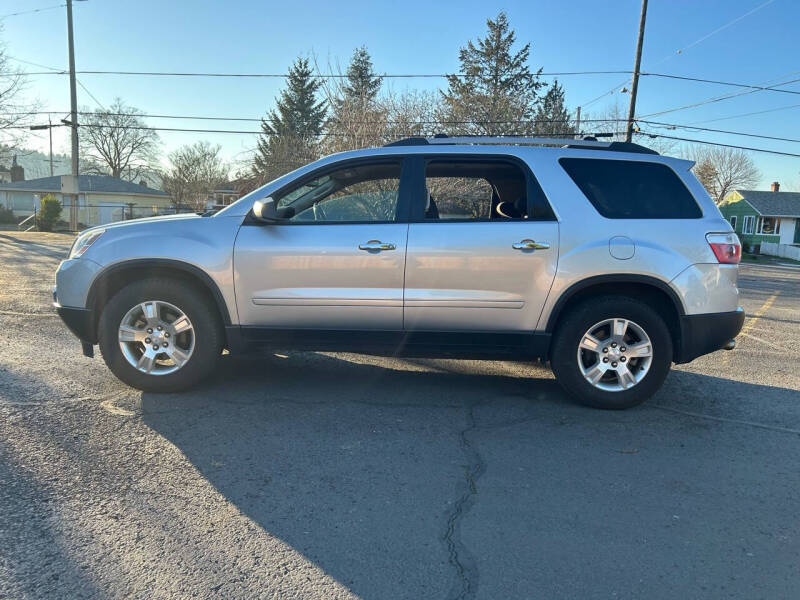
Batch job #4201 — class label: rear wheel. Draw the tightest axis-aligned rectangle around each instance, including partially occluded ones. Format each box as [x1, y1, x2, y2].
[98, 278, 223, 392]
[550, 296, 673, 409]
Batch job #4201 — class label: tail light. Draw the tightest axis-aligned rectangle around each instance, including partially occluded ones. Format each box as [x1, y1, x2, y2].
[706, 232, 741, 264]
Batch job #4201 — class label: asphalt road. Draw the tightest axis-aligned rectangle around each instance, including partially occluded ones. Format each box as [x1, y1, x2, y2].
[1, 231, 799, 600]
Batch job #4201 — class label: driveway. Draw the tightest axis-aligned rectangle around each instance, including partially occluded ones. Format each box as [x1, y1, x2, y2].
[1, 232, 799, 599]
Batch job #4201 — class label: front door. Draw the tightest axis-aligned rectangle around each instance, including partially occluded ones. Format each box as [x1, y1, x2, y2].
[234, 159, 411, 330]
[403, 156, 559, 332]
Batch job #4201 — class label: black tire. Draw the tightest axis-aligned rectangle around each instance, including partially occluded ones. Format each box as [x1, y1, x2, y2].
[98, 277, 223, 392]
[550, 295, 673, 410]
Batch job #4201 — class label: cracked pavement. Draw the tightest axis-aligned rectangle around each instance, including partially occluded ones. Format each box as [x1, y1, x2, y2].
[1, 231, 800, 599]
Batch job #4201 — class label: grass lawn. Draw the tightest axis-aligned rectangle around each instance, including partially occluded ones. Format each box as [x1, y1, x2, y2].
[742, 252, 800, 267]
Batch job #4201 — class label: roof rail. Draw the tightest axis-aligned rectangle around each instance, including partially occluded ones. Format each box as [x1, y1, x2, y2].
[384, 135, 659, 155]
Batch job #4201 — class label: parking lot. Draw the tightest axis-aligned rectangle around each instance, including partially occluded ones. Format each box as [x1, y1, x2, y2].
[1, 231, 799, 599]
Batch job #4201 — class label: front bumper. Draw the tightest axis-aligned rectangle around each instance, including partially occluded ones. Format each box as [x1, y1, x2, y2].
[675, 307, 745, 364]
[54, 302, 96, 357]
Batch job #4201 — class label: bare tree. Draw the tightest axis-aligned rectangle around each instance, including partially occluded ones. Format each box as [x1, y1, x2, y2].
[80, 98, 160, 180]
[688, 146, 760, 204]
[587, 100, 676, 154]
[0, 33, 34, 163]
[162, 141, 228, 212]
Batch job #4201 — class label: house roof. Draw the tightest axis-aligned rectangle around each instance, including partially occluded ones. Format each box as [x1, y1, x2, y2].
[733, 189, 800, 217]
[0, 175, 169, 197]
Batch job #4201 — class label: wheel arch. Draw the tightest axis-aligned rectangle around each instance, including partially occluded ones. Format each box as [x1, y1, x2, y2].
[86, 259, 232, 343]
[545, 274, 685, 362]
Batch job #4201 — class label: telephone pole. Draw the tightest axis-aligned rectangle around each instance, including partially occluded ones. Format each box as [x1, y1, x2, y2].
[28, 116, 55, 176]
[66, 0, 80, 230]
[625, 0, 648, 143]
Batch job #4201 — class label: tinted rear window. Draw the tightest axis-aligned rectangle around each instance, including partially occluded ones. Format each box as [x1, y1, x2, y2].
[559, 158, 702, 219]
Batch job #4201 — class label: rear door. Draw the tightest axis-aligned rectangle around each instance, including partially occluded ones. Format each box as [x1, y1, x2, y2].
[403, 155, 559, 332]
[234, 158, 412, 330]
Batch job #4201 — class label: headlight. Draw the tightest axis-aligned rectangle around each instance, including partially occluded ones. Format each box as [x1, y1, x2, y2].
[69, 229, 105, 259]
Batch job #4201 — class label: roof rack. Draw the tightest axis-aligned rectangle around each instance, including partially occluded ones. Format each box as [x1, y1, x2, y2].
[384, 135, 659, 155]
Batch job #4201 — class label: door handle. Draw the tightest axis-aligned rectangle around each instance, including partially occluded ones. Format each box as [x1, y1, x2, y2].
[512, 239, 550, 251]
[359, 240, 396, 252]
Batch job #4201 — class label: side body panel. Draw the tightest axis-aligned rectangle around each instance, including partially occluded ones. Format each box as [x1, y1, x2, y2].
[233, 222, 408, 329]
[59, 214, 242, 322]
[523, 148, 738, 326]
[404, 221, 559, 331]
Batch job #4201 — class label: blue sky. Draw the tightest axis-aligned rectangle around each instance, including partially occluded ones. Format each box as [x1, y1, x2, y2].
[3, 0, 799, 188]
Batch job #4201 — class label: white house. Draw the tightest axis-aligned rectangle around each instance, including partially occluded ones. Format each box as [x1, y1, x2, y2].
[0, 175, 172, 227]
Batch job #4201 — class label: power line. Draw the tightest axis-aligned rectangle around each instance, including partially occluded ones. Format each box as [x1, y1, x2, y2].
[578, 0, 776, 109]
[3, 109, 622, 126]
[688, 101, 800, 124]
[0, 3, 64, 19]
[638, 72, 800, 118]
[4, 122, 588, 137]
[636, 130, 800, 158]
[11, 110, 800, 145]
[6, 55, 106, 109]
[640, 120, 800, 144]
[643, 72, 800, 95]
[77, 80, 105, 110]
[4, 69, 632, 78]
[673, 0, 775, 55]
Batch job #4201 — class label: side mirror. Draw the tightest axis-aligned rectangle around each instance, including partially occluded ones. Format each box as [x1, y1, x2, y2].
[252, 197, 279, 222]
[252, 197, 294, 223]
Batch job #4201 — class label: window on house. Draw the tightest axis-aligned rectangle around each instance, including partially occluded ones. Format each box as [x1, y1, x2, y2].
[743, 215, 755, 234]
[757, 216, 780, 235]
[729, 215, 737, 230]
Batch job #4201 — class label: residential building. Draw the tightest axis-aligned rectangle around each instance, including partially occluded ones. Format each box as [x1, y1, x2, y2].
[0, 155, 25, 183]
[0, 174, 173, 227]
[719, 182, 800, 249]
[205, 183, 241, 210]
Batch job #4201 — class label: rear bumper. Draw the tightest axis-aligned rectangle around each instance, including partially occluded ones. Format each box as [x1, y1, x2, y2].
[676, 307, 745, 364]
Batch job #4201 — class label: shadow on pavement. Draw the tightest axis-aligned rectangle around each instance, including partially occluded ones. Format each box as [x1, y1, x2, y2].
[139, 352, 800, 599]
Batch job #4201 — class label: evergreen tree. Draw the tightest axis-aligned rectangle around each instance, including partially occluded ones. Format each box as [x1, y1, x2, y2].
[533, 80, 575, 137]
[342, 46, 382, 103]
[323, 46, 386, 154]
[441, 12, 544, 135]
[252, 57, 326, 183]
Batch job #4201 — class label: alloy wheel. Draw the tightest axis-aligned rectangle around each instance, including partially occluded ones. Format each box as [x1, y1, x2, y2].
[576, 317, 653, 392]
[118, 300, 195, 375]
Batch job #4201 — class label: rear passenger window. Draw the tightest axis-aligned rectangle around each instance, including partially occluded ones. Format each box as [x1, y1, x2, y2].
[423, 160, 533, 221]
[425, 174, 494, 219]
[559, 158, 702, 219]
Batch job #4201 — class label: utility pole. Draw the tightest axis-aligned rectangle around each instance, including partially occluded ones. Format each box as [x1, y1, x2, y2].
[625, 0, 648, 143]
[48, 117, 54, 176]
[66, 0, 79, 230]
[28, 116, 55, 176]
[575, 106, 581, 139]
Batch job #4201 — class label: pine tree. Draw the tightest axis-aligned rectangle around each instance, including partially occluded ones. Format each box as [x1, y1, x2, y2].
[441, 12, 544, 135]
[323, 46, 386, 154]
[342, 46, 382, 103]
[533, 80, 575, 137]
[252, 57, 327, 183]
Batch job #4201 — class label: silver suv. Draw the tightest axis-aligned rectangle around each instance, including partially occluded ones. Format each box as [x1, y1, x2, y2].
[54, 136, 744, 409]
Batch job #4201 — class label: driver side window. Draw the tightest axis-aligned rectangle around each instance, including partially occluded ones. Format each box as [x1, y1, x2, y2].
[277, 161, 402, 223]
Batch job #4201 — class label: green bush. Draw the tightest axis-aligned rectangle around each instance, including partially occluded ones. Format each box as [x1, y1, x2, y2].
[0, 205, 15, 224]
[37, 194, 62, 232]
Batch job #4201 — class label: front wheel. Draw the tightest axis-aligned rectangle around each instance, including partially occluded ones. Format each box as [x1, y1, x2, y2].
[550, 296, 673, 409]
[98, 278, 223, 392]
